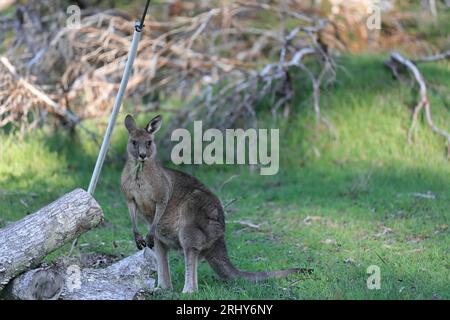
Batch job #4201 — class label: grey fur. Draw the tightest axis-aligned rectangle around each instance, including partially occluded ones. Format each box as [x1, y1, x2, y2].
[121, 115, 300, 293]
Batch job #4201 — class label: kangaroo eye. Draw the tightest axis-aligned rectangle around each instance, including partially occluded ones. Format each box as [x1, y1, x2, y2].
[146, 141, 152, 147]
[131, 140, 137, 146]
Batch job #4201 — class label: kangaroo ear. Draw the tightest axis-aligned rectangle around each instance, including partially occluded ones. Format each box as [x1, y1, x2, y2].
[146, 115, 162, 134]
[124, 115, 137, 133]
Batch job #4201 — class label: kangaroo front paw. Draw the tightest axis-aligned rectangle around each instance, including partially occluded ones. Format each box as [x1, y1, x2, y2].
[134, 233, 147, 250]
[145, 232, 154, 249]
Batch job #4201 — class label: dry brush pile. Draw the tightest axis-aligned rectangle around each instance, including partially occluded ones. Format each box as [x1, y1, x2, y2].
[0, 0, 336, 134]
[0, 0, 448, 156]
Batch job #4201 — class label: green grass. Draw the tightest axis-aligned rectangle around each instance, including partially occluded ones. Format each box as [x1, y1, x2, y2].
[0, 55, 449, 300]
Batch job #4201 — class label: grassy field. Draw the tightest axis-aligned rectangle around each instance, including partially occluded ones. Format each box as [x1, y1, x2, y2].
[0, 55, 449, 299]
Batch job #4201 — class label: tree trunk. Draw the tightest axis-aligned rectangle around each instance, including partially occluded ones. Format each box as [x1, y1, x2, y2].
[0, 188, 104, 290]
[4, 248, 157, 300]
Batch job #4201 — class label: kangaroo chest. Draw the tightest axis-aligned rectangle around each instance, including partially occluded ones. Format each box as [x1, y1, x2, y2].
[129, 175, 157, 220]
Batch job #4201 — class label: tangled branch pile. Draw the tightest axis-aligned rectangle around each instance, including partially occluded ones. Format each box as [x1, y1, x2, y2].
[0, 0, 336, 133]
[167, 2, 336, 132]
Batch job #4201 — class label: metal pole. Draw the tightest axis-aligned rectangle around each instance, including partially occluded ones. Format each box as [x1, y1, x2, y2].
[87, 23, 142, 195]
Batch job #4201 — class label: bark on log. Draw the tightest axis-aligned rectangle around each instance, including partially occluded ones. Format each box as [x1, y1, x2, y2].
[4, 248, 157, 300]
[0, 188, 104, 291]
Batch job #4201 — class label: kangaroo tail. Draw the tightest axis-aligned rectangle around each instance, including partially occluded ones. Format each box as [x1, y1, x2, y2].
[204, 237, 301, 281]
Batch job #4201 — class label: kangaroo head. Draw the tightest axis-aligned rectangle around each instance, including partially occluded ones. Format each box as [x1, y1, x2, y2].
[124, 114, 162, 162]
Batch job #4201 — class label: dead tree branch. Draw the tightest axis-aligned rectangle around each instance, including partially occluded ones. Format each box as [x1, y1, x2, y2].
[385, 51, 450, 157]
[413, 50, 450, 64]
[0, 56, 80, 125]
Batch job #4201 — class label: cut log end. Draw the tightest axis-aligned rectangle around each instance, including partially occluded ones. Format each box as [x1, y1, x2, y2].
[8, 268, 64, 300]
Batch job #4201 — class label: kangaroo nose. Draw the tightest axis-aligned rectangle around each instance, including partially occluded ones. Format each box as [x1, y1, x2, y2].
[139, 153, 146, 160]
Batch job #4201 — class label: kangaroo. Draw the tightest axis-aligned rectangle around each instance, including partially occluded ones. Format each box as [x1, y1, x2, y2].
[120, 114, 300, 293]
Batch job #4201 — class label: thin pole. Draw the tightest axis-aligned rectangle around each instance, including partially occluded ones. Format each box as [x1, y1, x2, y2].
[137, 0, 151, 32]
[69, 2, 152, 255]
[87, 24, 142, 195]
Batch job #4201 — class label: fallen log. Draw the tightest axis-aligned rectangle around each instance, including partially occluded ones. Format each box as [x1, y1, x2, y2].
[4, 248, 157, 300]
[60, 248, 157, 300]
[0, 188, 104, 291]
